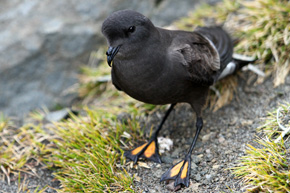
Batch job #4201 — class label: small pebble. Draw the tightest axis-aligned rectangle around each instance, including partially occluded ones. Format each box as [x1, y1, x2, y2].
[172, 159, 182, 165]
[200, 169, 207, 176]
[202, 133, 212, 142]
[203, 179, 210, 185]
[171, 148, 181, 157]
[191, 162, 197, 169]
[218, 137, 225, 143]
[192, 156, 201, 164]
[212, 165, 220, 170]
[161, 156, 173, 164]
[206, 154, 213, 161]
[197, 154, 204, 159]
[195, 173, 201, 182]
[205, 174, 212, 181]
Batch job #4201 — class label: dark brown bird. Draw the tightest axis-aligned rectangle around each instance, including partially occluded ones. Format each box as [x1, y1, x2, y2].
[102, 9, 254, 189]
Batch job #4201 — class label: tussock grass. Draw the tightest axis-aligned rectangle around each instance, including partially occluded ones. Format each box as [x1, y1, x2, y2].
[233, 103, 290, 192]
[234, 138, 290, 192]
[0, 107, 144, 192]
[235, 0, 290, 87]
[258, 103, 290, 140]
[46, 108, 142, 192]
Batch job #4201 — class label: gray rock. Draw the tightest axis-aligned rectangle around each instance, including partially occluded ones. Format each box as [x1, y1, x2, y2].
[1, 0, 215, 117]
[153, 169, 163, 178]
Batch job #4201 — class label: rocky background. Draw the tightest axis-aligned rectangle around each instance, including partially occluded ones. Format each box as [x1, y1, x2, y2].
[0, 0, 218, 117]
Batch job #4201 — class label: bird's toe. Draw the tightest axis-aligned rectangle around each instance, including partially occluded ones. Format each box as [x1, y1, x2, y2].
[124, 140, 161, 164]
[160, 156, 191, 188]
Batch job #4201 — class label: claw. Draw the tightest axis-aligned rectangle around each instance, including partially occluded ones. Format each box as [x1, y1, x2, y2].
[160, 156, 191, 187]
[124, 140, 162, 164]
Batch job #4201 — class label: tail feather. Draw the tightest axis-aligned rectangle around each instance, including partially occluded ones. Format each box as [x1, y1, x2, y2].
[217, 53, 256, 80]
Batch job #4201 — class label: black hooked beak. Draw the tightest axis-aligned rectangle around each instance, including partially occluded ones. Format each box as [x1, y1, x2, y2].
[106, 46, 120, 67]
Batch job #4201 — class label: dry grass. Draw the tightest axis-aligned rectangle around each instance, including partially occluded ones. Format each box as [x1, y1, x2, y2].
[209, 76, 238, 112]
[0, 113, 53, 192]
[0, 122, 53, 183]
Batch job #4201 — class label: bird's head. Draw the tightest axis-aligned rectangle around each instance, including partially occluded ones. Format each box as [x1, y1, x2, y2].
[102, 10, 157, 66]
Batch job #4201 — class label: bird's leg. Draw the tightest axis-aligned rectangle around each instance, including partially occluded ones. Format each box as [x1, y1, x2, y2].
[124, 104, 176, 164]
[160, 116, 203, 188]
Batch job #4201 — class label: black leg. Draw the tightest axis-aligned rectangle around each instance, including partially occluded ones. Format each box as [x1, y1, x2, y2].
[188, 117, 203, 154]
[124, 103, 176, 164]
[152, 103, 176, 138]
[160, 116, 203, 188]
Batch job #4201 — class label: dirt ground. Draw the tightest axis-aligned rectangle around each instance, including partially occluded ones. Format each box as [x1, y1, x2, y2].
[1, 72, 290, 193]
[129, 72, 290, 193]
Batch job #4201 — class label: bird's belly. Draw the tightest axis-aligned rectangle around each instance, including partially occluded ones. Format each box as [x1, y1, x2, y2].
[115, 81, 183, 105]
[112, 66, 189, 105]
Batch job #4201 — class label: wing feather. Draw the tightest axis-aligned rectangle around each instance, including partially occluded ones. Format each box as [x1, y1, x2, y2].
[175, 32, 220, 85]
[173, 27, 233, 85]
[195, 26, 233, 70]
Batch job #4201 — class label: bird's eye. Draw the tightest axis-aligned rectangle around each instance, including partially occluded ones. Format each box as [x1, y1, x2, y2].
[128, 26, 136, 33]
